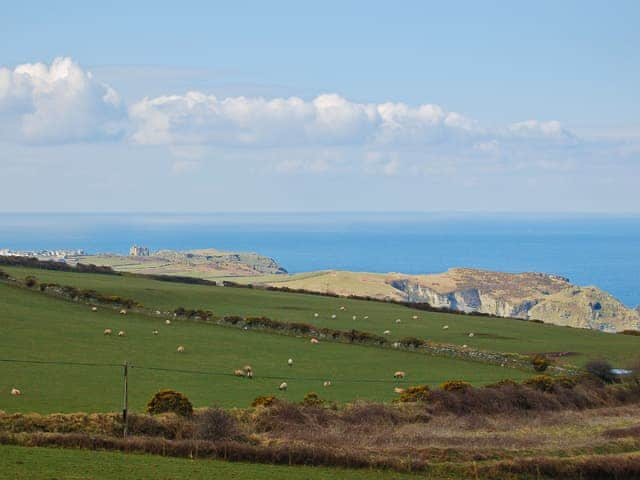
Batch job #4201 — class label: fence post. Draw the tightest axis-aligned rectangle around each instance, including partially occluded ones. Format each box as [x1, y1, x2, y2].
[123, 361, 129, 438]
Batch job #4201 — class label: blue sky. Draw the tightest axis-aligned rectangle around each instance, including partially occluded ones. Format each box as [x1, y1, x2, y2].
[1, 1, 639, 212]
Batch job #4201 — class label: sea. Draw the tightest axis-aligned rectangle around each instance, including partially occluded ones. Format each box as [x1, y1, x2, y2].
[0, 212, 638, 307]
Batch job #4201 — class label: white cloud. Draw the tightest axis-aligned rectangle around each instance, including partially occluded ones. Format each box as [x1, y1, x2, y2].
[0, 57, 125, 144]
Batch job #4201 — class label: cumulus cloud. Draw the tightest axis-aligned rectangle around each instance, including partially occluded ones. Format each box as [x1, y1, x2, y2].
[0, 57, 125, 143]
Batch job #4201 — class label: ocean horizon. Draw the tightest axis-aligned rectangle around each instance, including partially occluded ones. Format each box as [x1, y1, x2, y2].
[1, 212, 639, 307]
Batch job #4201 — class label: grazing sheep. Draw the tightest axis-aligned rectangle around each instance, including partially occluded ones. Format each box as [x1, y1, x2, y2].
[246, 370, 254, 379]
[323, 380, 332, 387]
[462, 344, 468, 348]
[155, 310, 161, 315]
[165, 319, 171, 325]
[152, 329, 159, 335]
[363, 315, 369, 319]
[177, 345, 185, 353]
[119, 309, 127, 315]
[243, 365, 253, 373]
[339, 306, 345, 311]
[310, 338, 319, 344]
[279, 382, 288, 391]
[394, 387, 406, 394]
[412, 315, 418, 320]
[234, 369, 245, 377]
[331, 314, 336, 319]
[393, 371, 406, 379]
[395, 319, 401, 324]
[10, 388, 21, 396]
[468, 332, 475, 337]
[91, 306, 98, 312]
[383, 330, 391, 335]
[352, 315, 357, 320]
[392, 342, 400, 348]
[287, 358, 293, 367]
[313, 313, 319, 318]
[117, 330, 125, 337]
[442, 325, 449, 330]
[103, 328, 112, 335]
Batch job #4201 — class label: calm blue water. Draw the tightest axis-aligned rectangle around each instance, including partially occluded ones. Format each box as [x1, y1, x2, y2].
[1, 213, 638, 307]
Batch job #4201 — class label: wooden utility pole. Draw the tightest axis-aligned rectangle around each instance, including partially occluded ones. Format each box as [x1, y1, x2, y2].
[123, 361, 129, 437]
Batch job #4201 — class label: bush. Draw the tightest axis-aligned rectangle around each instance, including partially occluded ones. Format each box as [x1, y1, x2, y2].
[524, 375, 555, 392]
[398, 337, 426, 348]
[485, 378, 518, 389]
[620, 330, 640, 336]
[196, 407, 242, 441]
[396, 385, 430, 403]
[440, 380, 472, 392]
[586, 360, 617, 384]
[146, 389, 193, 417]
[24, 276, 38, 288]
[554, 375, 578, 389]
[531, 354, 550, 372]
[301, 392, 324, 407]
[251, 395, 277, 408]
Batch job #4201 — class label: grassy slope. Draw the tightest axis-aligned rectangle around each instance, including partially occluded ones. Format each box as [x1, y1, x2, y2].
[4, 265, 639, 366]
[0, 445, 420, 480]
[0, 282, 529, 413]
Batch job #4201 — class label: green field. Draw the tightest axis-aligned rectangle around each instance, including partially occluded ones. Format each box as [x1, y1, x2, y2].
[0, 445, 420, 480]
[3, 265, 639, 366]
[0, 281, 532, 413]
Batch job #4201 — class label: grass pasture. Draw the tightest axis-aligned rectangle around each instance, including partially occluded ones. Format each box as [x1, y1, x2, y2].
[3, 265, 640, 367]
[0, 282, 531, 413]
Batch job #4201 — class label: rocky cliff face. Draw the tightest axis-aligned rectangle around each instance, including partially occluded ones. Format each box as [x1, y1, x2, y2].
[388, 269, 640, 332]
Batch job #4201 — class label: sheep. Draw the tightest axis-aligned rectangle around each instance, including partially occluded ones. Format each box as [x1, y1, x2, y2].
[394, 387, 406, 394]
[103, 328, 112, 335]
[310, 338, 319, 344]
[395, 318, 401, 324]
[91, 306, 98, 312]
[462, 344, 468, 348]
[383, 330, 391, 335]
[331, 314, 336, 319]
[177, 345, 185, 353]
[165, 319, 171, 325]
[234, 369, 245, 377]
[392, 342, 400, 348]
[155, 310, 161, 315]
[393, 371, 406, 379]
[279, 382, 288, 391]
[363, 315, 369, 320]
[117, 330, 125, 337]
[313, 313, 319, 318]
[243, 365, 253, 373]
[442, 325, 449, 330]
[119, 309, 127, 315]
[10, 388, 21, 396]
[152, 329, 159, 335]
[468, 332, 475, 337]
[412, 315, 418, 320]
[339, 306, 345, 311]
[323, 380, 332, 387]
[352, 315, 357, 320]
[287, 358, 293, 367]
[246, 370, 254, 379]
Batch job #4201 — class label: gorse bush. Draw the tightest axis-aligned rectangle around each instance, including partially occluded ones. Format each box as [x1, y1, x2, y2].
[531, 354, 550, 372]
[523, 375, 555, 392]
[553, 375, 578, 389]
[251, 395, 277, 408]
[396, 385, 430, 403]
[301, 392, 324, 407]
[146, 389, 193, 417]
[485, 378, 518, 389]
[440, 380, 472, 392]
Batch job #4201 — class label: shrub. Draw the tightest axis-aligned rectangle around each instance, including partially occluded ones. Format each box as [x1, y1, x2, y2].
[440, 380, 472, 392]
[585, 360, 617, 384]
[553, 375, 578, 389]
[620, 330, 640, 336]
[251, 395, 277, 408]
[146, 389, 193, 417]
[524, 375, 555, 392]
[196, 407, 242, 441]
[398, 337, 425, 348]
[24, 276, 38, 288]
[531, 354, 550, 372]
[301, 392, 324, 407]
[396, 385, 430, 403]
[485, 378, 518, 389]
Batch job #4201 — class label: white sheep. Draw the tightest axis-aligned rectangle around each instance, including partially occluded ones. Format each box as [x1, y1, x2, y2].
[313, 313, 319, 318]
[243, 365, 253, 373]
[363, 315, 369, 320]
[165, 319, 171, 325]
[279, 382, 288, 391]
[339, 306, 345, 311]
[155, 310, 161, 315]
[119, 309, 127, 315]
[323, 380, 332, 387]
[331, 314, 336, 319]
[152, 329, 159, 335]
[394, 387, 406, 394]
[177, 345, 185, 353]
[392, 342, 400, 348]
[234, 369, 245, 377]
[462, 344, 468, 348]
[395, 318, 401, 324]
[310, 338, 319, 344]
[91, 306, 98, 312]
[117, 330, 125, 337]
[10, 388, 21, 396]
[246, 370, 254, 379]
[383, 330, 391, 335]
[412, 315, 418, 320]
[468, 332, 475, 337]
[287, 358, 293, 367]
[393, 371, 406, 379]
[103, 328, 112, 335]
[442, 325, 449, 330]
[352, 315, 357, 320]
